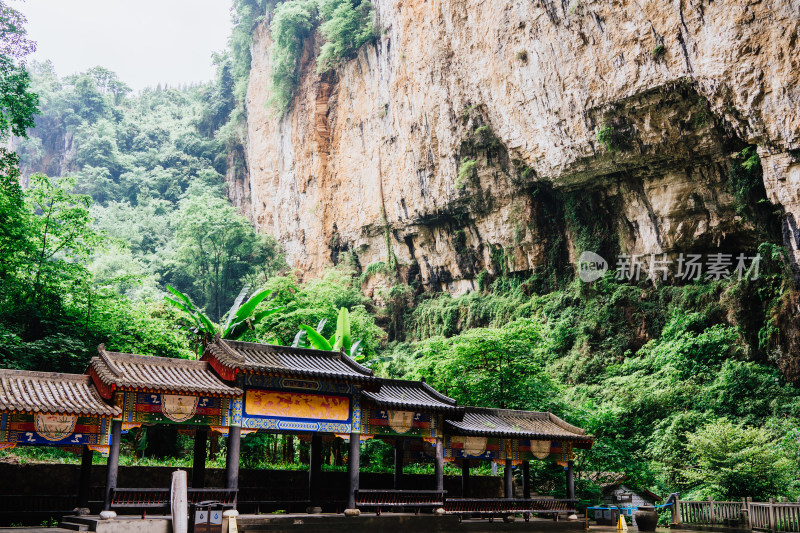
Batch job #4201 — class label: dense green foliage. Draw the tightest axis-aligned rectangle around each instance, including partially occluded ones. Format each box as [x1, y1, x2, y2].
[2, 39, 285, 369]
[3, 0, 800, 507]
[268, 0, 375, 112]
[0, 1, 39, 141]
[377, 249, 800, 501]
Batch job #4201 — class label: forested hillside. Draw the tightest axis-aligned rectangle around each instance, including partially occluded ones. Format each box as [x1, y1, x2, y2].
[3, 56, 284, 370]
[1, 0, 799, 508]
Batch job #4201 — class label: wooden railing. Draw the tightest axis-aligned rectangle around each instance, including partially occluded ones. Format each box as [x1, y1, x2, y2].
[679, 500, 744, 525]
[674, 497, 800, 533]
[750, 501, 800, 533]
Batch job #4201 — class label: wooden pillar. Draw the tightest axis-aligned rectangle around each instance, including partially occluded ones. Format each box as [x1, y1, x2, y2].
[78, 446, 93, 509]
[192, 428, 208, 488]
[347, 433, 360, 510]
[674, 493, 682, 525]
[461, 459, 470, 497]
[103, 420, 122, 511]
[226, 426, 241, 492]
[768, 498, 776, 533]
[393, 438, 404, 490]
[434, 437, 444, 491]
[566, 460, 575, 500]
[504, 459, 513, 498]
[522, 460, 530, 499]
[309, 433, 322, 504]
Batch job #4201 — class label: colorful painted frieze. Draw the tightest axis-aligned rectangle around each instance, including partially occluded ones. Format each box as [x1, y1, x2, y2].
[361, 408, 440, 438]
[203, 338, 379, 433]
[0, 369, 121, 453]
[89, 346, 242, 430]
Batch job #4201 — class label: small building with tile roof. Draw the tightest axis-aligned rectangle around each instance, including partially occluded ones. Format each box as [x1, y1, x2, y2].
[444, 407, 594, 463]
[203, 337, 378, 385]
[202, 338, 378, 435]
[88, 344, 241, 430]
[0, 369, 120, 450]
[361, 378, 464, 443]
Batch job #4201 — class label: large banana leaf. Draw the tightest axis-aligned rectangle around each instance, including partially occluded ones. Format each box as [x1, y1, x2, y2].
[333, 307, 352, 351]
[349, 340, 363, 359]
[165, 297, 202, 330]
[166, 285, 195, 308]
[252, 306, 285, 323]
[232, 288, 273, 323]
[299, 325, 333, 351]
[165, 286, 216, 336]
[223, 284, 251, 333]
[197, 311, 217, 337]
[292, 329, 306, 348]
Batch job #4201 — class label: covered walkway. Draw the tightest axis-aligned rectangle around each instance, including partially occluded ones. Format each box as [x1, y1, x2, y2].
[0, 339, 595, 525]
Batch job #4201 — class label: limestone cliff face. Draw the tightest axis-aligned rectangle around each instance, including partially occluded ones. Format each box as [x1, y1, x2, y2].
[231, 0, 800, 292]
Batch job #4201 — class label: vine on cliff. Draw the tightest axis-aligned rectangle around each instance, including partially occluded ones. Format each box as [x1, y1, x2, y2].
[268, 0, 376, 113]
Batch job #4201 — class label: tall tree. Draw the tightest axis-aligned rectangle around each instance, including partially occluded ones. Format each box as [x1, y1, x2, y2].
[0, 0, 39, 139]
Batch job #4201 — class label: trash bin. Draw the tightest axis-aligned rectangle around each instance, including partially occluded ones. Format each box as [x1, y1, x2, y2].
[189, 501, 233, 533]
[594, 506, 620, 526]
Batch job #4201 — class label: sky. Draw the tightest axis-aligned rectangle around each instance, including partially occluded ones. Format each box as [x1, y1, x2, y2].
[12, 0, 234, 91]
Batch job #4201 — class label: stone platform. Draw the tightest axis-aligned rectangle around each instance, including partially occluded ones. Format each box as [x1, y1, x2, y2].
[12, 513, 587, 533]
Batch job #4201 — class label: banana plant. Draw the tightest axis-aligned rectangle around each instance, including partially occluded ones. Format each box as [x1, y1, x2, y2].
[165, 284, 284, 356]
[294, 307, 364, 360]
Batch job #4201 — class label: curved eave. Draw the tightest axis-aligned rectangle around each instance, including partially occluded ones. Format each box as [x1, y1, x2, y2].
[363, 396, 466, 420]
[0, 404, 121, 418]
[236, 366, 381, 390]
[444, 422, 595, 443]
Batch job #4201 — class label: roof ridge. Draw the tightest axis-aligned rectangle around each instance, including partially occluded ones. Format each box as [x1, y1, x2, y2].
[226, 339, 345, 358]
[464, 406, 549, 419]
[336, 349, 374, 377]
[377, 378, 458, 405]
[419, 380, 458, 405]
[98, 344, 123, 377]
[104, 350, 208, 368]
[547, 411, 586, 436]
[215, 336, 246, 363]
[223, 339, 374, 376]
[0, 369, 91, 383]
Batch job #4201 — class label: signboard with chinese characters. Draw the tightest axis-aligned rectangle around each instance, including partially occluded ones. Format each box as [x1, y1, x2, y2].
[236, 375, 359, 433]
[0, 412, 111, 446]
[117, 392, 231, 427]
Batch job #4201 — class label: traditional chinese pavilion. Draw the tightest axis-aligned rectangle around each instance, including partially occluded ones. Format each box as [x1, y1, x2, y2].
[361, 378, 465, 491]
[202, 337, 380, 509]
[444, 407, 593, 499]
[0, 339, 595, 520]
[0, 368, 121, 509]
[88, 345, 242, 509]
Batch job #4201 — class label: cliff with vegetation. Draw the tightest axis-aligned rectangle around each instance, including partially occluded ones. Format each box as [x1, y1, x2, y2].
[231, 0, 800, 297]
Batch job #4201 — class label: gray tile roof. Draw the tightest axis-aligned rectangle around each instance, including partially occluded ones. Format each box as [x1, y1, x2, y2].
[89, 345, 242, 397]
[363, 379, 465, 418]
[204, 338, 378, 384]
[0, 369, 120, 417]
[445, 407, 593, 441]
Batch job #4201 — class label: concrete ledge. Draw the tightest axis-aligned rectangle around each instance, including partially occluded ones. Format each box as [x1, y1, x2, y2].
[236, 513, 587, 532]
[672, 525, 752, 533]
[59, 515, 171, 533]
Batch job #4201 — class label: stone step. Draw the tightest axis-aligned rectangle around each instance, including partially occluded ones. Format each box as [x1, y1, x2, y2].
[58, 521, 90, 531]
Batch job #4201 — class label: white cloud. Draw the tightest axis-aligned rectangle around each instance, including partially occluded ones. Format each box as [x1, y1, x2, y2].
[12, 0, 234, 91]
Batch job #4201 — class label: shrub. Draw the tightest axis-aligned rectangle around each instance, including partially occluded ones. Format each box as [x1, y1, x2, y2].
[317, 0, 376, 72]
[268, 0, 375, 112]
[456, 158, 477, 188]
[596, 123, 615, 151]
